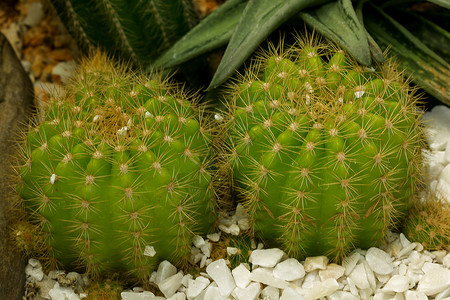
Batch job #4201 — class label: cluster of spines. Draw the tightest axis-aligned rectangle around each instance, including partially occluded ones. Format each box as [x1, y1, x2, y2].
[218, 34, 424, 262]
[404, 192, 450, 251]
[14, 53, 215, 280]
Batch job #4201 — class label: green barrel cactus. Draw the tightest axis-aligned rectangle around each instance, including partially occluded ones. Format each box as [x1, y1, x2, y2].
[15, 53, 214, 280]
[218, 34, 424, 262]
[404, 193, 450, 251]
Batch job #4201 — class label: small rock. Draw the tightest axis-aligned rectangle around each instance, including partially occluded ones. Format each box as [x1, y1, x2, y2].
[417, 262, 450, 296]
[48, 282, 80, 300]
[207, 232, 220, 242]
[144, 245, 156, 257]
[24, 2, 44, 27]
[186, 276, 210, 299]
[192, 235, 205, 248]
[349, 263, 370, 290]
[25, 263, 44, 282]
[167, 292, 186, 300]
[365, 247, 393, 275]
[404, 290, 428, 300]
[328, 291, 359, 300]
[250, 248, 285, 268]
[300, 278, 339, 299]
[261, 286, 279, 300]
[203, 284, 224, 300]
[229, 224, 240, 235]
[232, 264, 251, 289]
[342, 252, 362, 275]
[121, 291, 156, 300]
[280, 287, 303, 300]
[206, 259, 236, 297]
[382, 275, 410, 293]
[304, 256, 328, 272]
[318, 263, 345, 281]
[249, 268, 288, 289]
[273, 258, 305, 281]
[155, 261, 177, 285]
[234, 282, 261, 300]
[158, 272, 183, 298]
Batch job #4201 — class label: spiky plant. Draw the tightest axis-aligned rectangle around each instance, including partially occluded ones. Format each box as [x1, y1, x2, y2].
[217, 33, 425, 262]
[404, 192, 450, 251]
[13, 52, 215, 280]
[48, 0, 199, 67]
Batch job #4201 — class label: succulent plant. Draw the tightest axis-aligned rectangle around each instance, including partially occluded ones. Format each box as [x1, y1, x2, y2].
[217, 34, 425, 262]
[49, 0, 199, 67]
[404, 192, 450, 251]
[14, 53, 215, 280]
[154, 0, 449, 105]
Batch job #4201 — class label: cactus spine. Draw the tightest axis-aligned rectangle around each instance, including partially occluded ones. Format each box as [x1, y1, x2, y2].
[404, 193, 450, 251]
[49, 0, 198, 66]
[15, 53, 214, 280]
[218, 34, 425, 262]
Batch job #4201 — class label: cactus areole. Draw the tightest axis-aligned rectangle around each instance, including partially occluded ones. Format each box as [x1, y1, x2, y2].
[219, 35, 424, 262]
[16, 54, 214, 279]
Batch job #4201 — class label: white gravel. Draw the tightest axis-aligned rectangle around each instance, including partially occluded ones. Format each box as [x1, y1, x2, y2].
[24, 106, 450, 299]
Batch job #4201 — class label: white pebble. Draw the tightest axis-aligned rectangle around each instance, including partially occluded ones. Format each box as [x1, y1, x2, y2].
[261, 286, 279, 300]
[417, 262, 450, 296]
[404, 290, 428, 300]
[349, 263, 370, 290]
[273, 258, 305, 281]
[232, 264, 251, 289]
[229, 224, 240, 235]
[167, 292, 186, 300]
[227, 247, 238, 256]
[303, 256, 328, 272]
[443, 253, 450, 268]
[234, 282, 261, 300]
[48, 282, 80, 300]
[25, 264, 44, 282]
[155, 261, 177, 285]
[440, 164, 450, 185]
[143, 246, 156, 257]
[249, 267, 289, 289]
[206, 232, 221, 242]
[319, 263, 345, 281]
[192, 235, 205, 248]
[121, 291, 156, 300]
[382, 275, 410, 293]
[279, 287, 303, 300]
[328, 291, 359, 300]
[203, 285, 224, 300]
[250, 248, 285, 268]
[206, 259, 236, 297]
[342, 252, 362, 275]
[158, 272, 183, 298]
[365, 247, 393, 275]
[186, 276, 210, 299]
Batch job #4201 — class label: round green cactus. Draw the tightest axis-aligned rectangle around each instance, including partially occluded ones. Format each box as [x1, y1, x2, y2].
[15, 53, 215, 280]
[404, 193, 450, 251]
[218, 34, 425, 262]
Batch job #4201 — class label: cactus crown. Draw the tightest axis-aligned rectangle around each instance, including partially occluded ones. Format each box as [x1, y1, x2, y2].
[15, 53, 215, 280]
[218, 33, 425, 262]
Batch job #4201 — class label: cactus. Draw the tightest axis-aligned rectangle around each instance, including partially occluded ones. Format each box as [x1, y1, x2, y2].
[404, 192, 450, 251]
[14, 52, 215, 280]
[218, 34, 425, 262]
[49, 0, 199, 67]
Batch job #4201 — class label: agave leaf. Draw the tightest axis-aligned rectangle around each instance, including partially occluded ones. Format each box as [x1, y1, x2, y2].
[208, 0, 332, 90]
[364, 4, 450, 105]
[427, 0, 450, 9]
[299, 0, 372, 66]
[152, 0, 246, 70]
[355, 0, 385, 64]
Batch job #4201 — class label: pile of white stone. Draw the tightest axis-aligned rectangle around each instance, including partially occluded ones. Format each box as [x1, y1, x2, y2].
[24, 107, 450, 299]
[422, 105, 450, 203]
